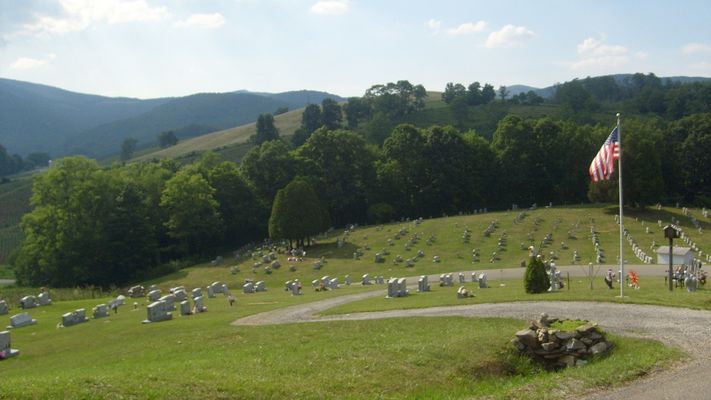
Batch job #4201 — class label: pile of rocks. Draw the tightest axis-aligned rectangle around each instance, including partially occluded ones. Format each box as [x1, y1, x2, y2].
[511, 313, 613, 369]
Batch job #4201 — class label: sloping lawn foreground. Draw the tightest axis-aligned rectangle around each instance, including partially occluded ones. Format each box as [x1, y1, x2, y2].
[0, 294, 682, 399]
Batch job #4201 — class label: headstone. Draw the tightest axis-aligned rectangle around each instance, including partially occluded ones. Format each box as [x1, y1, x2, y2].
[61, 309, 89, 327]
[8, 313, 37, 329]
[290, 280, 302, 296]
[471, 272, 479, 283]
[328, 278, 339, 290]
[193, 296, 207, 313]
[180, 300, 191, 316]
[108, 295, 125, 311]
[191, 288, 202, 299]
[458, 273, 465, 284]
[344, 275, 351, 285]
[142, 300, 173, 323]
[387, 278, 398, 298]
[418, 275, 430, 292]
[478, 273, 488, 288]
[172, 289, 188, 302]
[37, 292, 52, 306]
[128, 285, 145, 298]
[255, 281, 266, 292]
[158, 294, 176, 311]
[457, 286, 473, 298]
[92, 304, 109, 319]
[0, 330, 20, 359]
[0, 300, 8, 316]
[376, 276, 385, 284]
[20, 296, 37, 309]
[147, 290, 161, 302]
[210, 282, 225, 294]
[243, 282, 255, 294]
[207, 285, 215, 298]
[397, 278, 408, 297]
[361, 274, 371, 285]
[439, 274, 453, 287]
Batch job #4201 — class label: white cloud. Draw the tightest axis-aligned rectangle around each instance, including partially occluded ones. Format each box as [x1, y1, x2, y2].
[425, 19, 441, 30]
[310, 0, 349, 15]
[174, 13, 225, 29]
[10, 57, 47, 70]
[485, 24, 534, 48]
[446, 21, 487, 35]
[682, 42, 711, 55]
[571, 37, 630, 69]
[24, 0, 170, 35]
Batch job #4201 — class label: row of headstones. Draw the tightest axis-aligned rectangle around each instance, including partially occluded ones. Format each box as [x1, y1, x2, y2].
[590, 228, 605, 264]
[361, 274, 386, 285]
[622, 229, 654, 264]
[669, 223, 710, 263]
[438, 273, 488, 288]
[513, 211, 528, 224]
[9, 292, 53, 311]
[483, 220, 498, 237]
[243, 280, 265, 294]
[4, 294, 127, 331]
[143, 295, 209, 324]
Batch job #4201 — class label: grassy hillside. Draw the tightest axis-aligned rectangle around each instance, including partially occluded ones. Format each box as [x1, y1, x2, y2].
[133, 107, 304, 161]
[1, 204, 699, 398]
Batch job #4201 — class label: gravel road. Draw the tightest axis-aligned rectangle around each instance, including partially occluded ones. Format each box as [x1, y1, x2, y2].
[233, 264, 711, 399]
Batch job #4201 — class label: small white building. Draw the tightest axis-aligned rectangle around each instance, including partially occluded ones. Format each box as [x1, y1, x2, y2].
[656, 246, 694, 266]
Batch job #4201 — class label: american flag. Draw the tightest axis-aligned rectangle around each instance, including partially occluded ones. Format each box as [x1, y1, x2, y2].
[589, 127, 620, 182]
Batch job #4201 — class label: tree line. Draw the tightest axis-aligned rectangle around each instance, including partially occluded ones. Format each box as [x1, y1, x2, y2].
[11, 77, 711, 287]
[0, 144, 50, 178]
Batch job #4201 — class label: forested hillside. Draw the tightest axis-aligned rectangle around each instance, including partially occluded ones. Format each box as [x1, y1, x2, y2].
[8, 73, 711, 287]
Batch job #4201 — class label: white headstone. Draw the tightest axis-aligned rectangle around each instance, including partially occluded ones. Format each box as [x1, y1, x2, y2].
[0, 300, 8, 316]
[180, 300, 191, 316]
[193, 296, 207, 313]
[158, 294, 176, 311]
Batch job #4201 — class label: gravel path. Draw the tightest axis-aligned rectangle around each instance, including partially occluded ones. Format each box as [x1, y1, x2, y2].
[233, 265, 711, 399]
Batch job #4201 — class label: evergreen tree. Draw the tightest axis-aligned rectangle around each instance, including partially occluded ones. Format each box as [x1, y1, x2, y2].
[524, 256, 550, 294]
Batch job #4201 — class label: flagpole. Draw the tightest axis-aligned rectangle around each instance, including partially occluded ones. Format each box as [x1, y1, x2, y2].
[617, 113, 624, 298]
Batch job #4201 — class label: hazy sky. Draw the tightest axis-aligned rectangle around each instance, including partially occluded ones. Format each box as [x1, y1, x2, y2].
[1, 0, 710, 99]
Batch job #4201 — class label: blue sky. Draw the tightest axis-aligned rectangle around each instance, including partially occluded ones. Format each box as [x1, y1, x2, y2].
[1, 0, 710, 99]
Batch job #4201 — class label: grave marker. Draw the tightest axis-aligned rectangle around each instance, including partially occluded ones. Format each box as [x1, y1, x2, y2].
[61, 309, 89, 327]
[8, 313, 37, 329]
[143, 301, 173, 323]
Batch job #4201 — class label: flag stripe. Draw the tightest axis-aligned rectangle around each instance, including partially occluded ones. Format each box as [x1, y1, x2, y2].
[589, 127, 620, 182]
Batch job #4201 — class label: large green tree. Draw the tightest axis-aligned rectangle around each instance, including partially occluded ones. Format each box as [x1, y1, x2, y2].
[268, 178, 329, 247]
[160, 169, 222, 255]
[251, 113, 280, 144]
[240, 140, 297, 204]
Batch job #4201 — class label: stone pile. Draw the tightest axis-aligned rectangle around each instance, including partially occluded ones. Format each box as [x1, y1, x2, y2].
[511, 314, 613, 370]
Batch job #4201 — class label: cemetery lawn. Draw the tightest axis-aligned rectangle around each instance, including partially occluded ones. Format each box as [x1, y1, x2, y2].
[0, 264, 14, 279]
[323, 277, 711, 315]
[0, 295, 682, 399]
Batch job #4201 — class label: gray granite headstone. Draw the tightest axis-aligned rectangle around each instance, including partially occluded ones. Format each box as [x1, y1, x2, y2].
[143, 300, 173, 323]
[243, 282, 255, 294]
[255, 281, 266, 292]
[180, 300, 191, 316]
[418, 275, 430, 292]
[147, 290, 161, 302]
[8, 312, 36, 329]
[158, 294, 176, 311]
[92, 304, 109, 319]
[191, 288, 202, 299]
[61, 309, 89, 327]
[0, 330, 20, 359]
[193, 296, 207, 313]
[19, 296, 37, 309]
[37, 292, 52, 306]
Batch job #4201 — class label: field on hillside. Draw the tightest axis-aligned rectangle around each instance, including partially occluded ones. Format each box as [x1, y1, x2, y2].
[133, 108, 304, 161]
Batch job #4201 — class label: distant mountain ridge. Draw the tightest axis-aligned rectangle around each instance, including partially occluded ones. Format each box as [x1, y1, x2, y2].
[0, 78, 344, 157]
[507, 74, 711, 98]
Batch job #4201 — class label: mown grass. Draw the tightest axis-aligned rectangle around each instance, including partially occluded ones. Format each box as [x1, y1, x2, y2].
[323, 277, 711, 315]
[0, 289, 682, 400]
